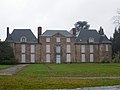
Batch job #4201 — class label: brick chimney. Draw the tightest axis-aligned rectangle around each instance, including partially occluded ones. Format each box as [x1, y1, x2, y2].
[70, 28, 76, 36]
[7, 27, 9, 37]
[38, 26, 42, 43]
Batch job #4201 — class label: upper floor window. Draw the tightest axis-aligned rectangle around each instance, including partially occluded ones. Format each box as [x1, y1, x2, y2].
[90, 45, 94, 53]
[21, 44, 25, 53]
[106, 45, 109, 51]
[46, 45, 50, 53]
[66, 45, 71, 53]
[20, 36, 27, 43]
[66, 38, 70, 42]
[56, 37, 60, 42]
[56, 46, 61, 53]
[46, 37, 50, 42]
[81, 45, 85, 53]
[89, 37, 94, 43]
[31, 45, 35, 53]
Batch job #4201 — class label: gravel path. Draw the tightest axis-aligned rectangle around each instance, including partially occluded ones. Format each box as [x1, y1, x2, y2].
[50, 76, 120, 79]
[0, 64, 29, 75]
[76, 85, 120, 90]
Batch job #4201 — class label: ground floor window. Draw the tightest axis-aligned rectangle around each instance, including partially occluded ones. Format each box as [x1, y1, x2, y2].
[90, 54, 94, 62]
[66, 54, 71, 63]
[46, 54, 50, 63]
[81, 54, 85, 62]
[56, 55, 61, 64]
[31, 54, 35, 63]
[21, 54, 26, 63]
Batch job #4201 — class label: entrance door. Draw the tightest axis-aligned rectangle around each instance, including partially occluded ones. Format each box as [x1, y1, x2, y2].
[56, 55, 61, 64]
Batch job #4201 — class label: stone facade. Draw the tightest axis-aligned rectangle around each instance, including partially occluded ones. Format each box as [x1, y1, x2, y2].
[6, 27, 112, 63]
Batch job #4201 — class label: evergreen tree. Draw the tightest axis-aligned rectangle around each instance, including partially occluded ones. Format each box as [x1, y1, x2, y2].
[0, 42, 16, 64]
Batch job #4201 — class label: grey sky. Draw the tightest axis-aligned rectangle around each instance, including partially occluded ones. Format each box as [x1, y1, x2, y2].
[0, 0, 120, 40]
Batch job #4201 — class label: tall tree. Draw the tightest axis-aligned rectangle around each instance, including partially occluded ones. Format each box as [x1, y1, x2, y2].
[113, 9, 120, 28]
[74, 21, 90, 31]
[0, 42, 16, 64]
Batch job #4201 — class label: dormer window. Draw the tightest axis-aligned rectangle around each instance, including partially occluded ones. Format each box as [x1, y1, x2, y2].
[89, 37, 94, 43]
[21, 36, 27, 43]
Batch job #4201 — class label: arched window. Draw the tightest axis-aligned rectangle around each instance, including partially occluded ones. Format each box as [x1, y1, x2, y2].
[20, 36, 27, 43]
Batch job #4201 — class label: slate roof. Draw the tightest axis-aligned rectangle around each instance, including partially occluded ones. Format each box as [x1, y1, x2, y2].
[41, 30, 73, 37]
[6, 29, 38, 43]
[76, 29, 111, 44]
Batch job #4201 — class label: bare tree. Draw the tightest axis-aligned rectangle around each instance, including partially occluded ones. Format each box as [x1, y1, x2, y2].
[113, 9, 120, 28]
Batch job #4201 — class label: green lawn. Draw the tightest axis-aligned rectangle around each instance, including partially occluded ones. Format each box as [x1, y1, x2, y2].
[0, 65, 15, 70]
[0, 63, 120, 89]
[17, 63, 120, 77]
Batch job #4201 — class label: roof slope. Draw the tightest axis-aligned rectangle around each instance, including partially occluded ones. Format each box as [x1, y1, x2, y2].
[6, 29, 38, 43]
[76, 29, 111, 44]
[42, 30, 73, 37]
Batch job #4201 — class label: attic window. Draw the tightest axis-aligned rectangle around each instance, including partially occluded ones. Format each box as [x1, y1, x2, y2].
[21, 36, 27, 43]
[89, 37, 94, 43]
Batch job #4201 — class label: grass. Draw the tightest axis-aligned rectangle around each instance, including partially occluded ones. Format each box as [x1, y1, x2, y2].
[0, 63, 120, 89]
[0, 65, 15, 70]
[17, 63, 120, 77]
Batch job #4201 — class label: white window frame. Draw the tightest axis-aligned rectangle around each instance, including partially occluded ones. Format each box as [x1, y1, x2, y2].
[89, 37, 94, 43]
[106, 45, 109, 51]
[21, 45, 25, 53]
[66, 45, 71, 53]
[81, 54, 85, 62]
[66, 38, 70, 42]
[46, 37, 50, 42]
[90, 54, 94, 62]
[56, 55, 61, 64]
[56, 37, 60, 42]
[21, 54, 26, 63]
[66, 54, 71, 63]
[31, 54, 35, 63]
[31, 45, 35, 53]
[46, 45, 50, 53]
[81, 45, 85, 53]
[20, 36, 27, 42]
[90, 45, 94, 53]
[46, 54, 50, 63]
[56, 46, 61, 53]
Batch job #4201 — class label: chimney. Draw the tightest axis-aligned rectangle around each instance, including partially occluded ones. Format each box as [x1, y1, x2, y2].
[99, 26, 104, 35]
[38, 26, 42, 43]
[70, 28, 76, 36]
[7, 27, 9, 37]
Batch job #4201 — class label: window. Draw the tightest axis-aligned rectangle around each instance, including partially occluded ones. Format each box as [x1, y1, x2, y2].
[90, 45, 94, 53]
[106, 45, 109, 51]
[21, 54, 25, 63]
[46, 54, 50, 63]
[66, 38, 70, 42]
[20, 36, 27, 42]
[56, 55, 61, 64]
[46, 45, 50, 53]
[90, 54, 94, 62]
[31, 45, 35, 53]
[46, 37, 50, 42]
[31, 54, 35, 63]
[81, 45, 85, 53]
[66, 45, 71, 53]
[56, 46, 61, 53]
[81, 54, 85, 62]
[66, 54, 71, 63]
[21, 45, 25, 53]
[89, 37, 94, 43]
[56, 37, 60, 42]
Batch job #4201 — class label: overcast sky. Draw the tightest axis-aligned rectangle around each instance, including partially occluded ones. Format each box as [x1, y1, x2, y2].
[0, 0, 120, 40]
